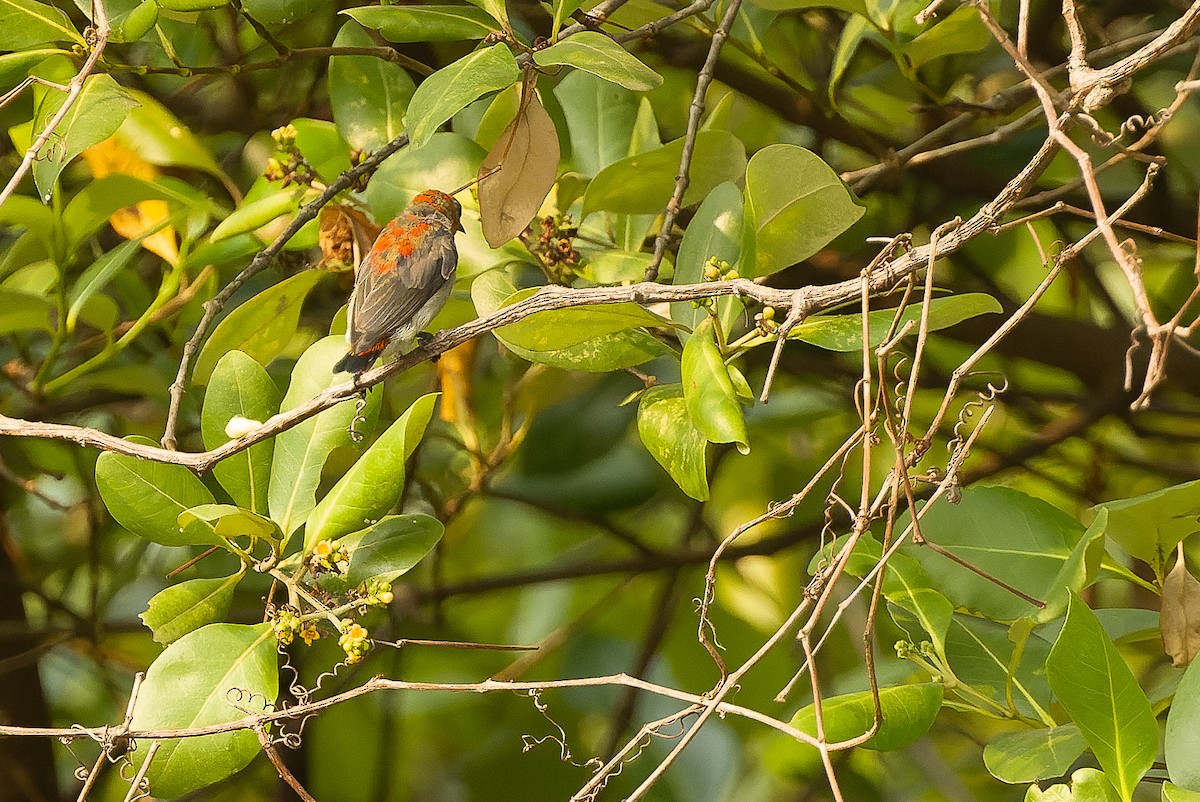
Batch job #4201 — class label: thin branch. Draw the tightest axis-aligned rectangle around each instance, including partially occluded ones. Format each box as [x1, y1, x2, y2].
[644, 0, 742, 281]
[0, 1, 110, 208]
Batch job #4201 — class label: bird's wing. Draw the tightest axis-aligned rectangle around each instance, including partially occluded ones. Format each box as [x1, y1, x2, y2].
[348, 218, 458, 353]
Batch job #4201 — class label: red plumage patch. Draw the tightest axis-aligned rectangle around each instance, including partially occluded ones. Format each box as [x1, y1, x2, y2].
[371, 220, 432, 271]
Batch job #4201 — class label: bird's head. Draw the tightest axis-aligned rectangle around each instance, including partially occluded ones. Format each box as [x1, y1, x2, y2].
[410, 189, 464, 233]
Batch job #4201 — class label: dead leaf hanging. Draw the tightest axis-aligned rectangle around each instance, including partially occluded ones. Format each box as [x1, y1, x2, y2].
[1162, 542, 1200, 667]
[478, 70, 560, 248]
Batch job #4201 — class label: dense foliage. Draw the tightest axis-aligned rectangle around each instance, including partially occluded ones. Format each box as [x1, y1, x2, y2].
[4, 0, 1200, 799]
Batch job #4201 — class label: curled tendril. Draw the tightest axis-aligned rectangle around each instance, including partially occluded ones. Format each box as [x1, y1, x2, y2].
[520, 689, 602, 771]
[947, 373, 1008, 457]
[226, 686, 277, 717]
[349, 392, 368, 443]
[1087, 109, 1171, 147]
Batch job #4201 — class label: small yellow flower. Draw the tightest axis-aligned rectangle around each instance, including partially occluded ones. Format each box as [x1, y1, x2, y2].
[299, 622, 321, 646]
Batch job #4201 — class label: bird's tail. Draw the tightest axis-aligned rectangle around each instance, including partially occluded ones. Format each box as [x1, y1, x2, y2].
[333, 350, 377, 374]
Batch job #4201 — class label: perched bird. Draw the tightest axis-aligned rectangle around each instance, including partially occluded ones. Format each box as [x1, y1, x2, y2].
[334, 189, 464, 374]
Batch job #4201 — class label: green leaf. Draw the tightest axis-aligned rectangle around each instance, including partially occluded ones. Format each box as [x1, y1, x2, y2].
[322, 514, 444, 591]
[682, 317, 748, 453]
[903, 486, 1086, 621]
[471, 274, 672, 369]
[901, 6, 990, 71]
[239, 0, 323, 25]
[942, 614, 1053, 718]
[1166, 651, 1200, 791]
[461, 0, 507, 28]
[637, 384, 709, 501]
[209, 187, 305, 242]
[66, 220, 171, 333]
[305, 393, 438, 548]
[109, 0, 158, 42]
[178, 504, 282, 551]
[129, 623, 277, 798]
[404, 43, 520, 149]
[62, 174, 222, 247]
[201, 351, 281, 514]
[744, 144, 864, 276]
[671, 181, 744, 341]
[1026, 768, 1121, 802]
[552, 70, 638, 177]
[33, 74, 139, 198]
[1091, 478, 1200, 581]
[533, 32, 663, 91]
[268, 337, 379, 536]
[0, 50, 69, 90]
[767, 293, 1002, 351]
[582, 130, 746, 218]
[96, 445, 216, 545]
[115, 90, 228, 181]
[140, 571, 245, 645]
[788, 683, 943, 756]
[343, 4, 497, 42]
[193, 270, 328, 385]
[0, 0, 83, 48]
[495, 288, 666, 351]
[1046, 594, 1157, 802]
[329, 21, 416, 152]
[984, 725, 1088, 784]
[749, 0, 865, 12]
[0, 289, 54, 335]
[1166, 783, 1200, 802]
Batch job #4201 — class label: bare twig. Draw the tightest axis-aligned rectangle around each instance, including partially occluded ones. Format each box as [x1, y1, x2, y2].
[644, 0, 742, 281]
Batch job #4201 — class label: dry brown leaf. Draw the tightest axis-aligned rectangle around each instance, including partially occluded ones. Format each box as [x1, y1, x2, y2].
[82, 136, 179, 265]
[319, 205, 380, 271]
[478, 74, 560, 248]
[1162, 545, 1200, 667]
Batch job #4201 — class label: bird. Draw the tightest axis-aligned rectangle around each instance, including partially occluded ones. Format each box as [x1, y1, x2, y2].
[334, 189, 465, 374]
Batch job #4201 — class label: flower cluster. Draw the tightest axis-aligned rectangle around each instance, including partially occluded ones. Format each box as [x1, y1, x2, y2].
[338, 620, 371, 664]
[356, 577, 395, 608]
[308, 539, 350, 575]
[264, 124, 317, 188]
[273, 607, 301, 646]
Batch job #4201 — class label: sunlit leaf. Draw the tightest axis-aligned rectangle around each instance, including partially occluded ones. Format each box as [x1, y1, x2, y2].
[533, 31, 662, 91]
[788, 683, 943, 755]
[193, 270, 328, 384]
[140, 571, 245, 644]
[329, 21, 416, 152]
[0, 0, 83, 48]
[96, 442, 216, 545]
[984, 725, 1088, 784]
[32, 74, 139, 198]
[405, 44, 520, 148]
[638, 384, 708, 500]
[582, 131, 746, 218]
[267, 337, 380, 536]
[343, 4, 497, 42]
[682, 317, 748, 453]
[202, 351, 281, 513]
[1046, 594, 1157, 802]
[744, 144, 863, 276]
[129, 624, 277, 797]
[305, 394, 439, 547]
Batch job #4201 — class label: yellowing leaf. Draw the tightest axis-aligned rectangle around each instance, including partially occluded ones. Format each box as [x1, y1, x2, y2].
[83, 136, 179, 265]
[478, 74, 559, 247]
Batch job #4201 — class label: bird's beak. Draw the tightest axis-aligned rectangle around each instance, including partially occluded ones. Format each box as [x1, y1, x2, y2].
[455, 219, 465, 234]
